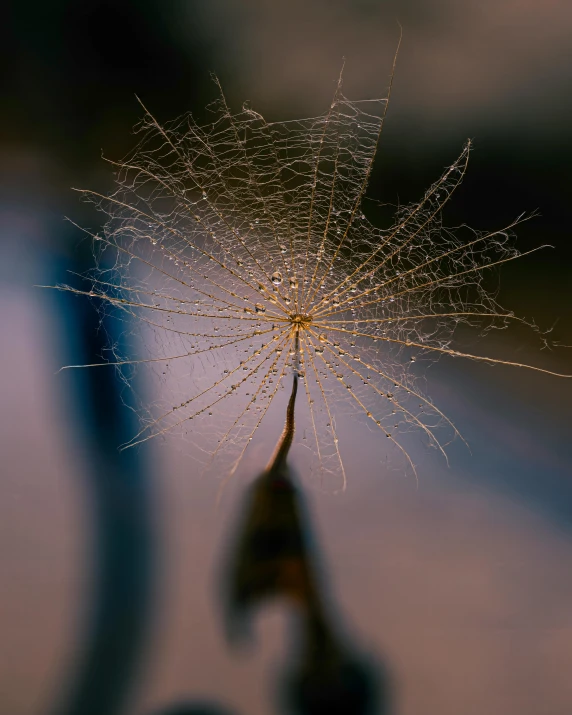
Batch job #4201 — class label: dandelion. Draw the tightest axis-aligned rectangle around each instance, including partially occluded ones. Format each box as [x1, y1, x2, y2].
[56, 48, 569, 490]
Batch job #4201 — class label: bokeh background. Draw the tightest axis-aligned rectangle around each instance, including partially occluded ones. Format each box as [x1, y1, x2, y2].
[1, 2, 572, 714]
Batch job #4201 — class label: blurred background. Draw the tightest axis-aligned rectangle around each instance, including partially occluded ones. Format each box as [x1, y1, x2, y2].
[1, 1, 572, 714]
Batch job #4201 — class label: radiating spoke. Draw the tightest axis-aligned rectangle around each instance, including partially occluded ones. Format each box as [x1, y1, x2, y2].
[300, 62, 345, 311]
[206, 333, 290, 469]
[121, 328, 290, 448]
[303, 333, 348, 492]
[313, 323, 572, 378]
[133, 97, 294, 309]
[312, 215, 529, 319]
[58, 327, 279, 372]
[306, 330, 418, 485]
[217, 333, 295, 496]
[304, 30, 403, 313]
[299, 334, 324, 481]
[306, 326, 450, 463]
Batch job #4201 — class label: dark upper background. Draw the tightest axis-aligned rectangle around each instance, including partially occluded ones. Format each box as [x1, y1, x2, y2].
[3, 0, 572, 332]
[1, 2, 572, 715]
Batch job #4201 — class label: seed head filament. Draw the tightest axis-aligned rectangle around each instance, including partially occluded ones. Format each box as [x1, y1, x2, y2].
[55, 52, 570, 492]
[289, 313, 312, 378]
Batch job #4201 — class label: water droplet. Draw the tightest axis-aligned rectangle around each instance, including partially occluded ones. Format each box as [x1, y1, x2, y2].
[289, 276, 298, 289]
[332, 295, 340, 306]
[271, 271, 282, 286]
[255, 303, 266, 314]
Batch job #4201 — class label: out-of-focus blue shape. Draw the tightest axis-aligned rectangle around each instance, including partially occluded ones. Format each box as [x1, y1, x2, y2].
[52, 240, 156, 715]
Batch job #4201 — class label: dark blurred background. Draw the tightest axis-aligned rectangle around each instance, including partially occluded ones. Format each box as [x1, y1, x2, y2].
[1, 2, 572, 714]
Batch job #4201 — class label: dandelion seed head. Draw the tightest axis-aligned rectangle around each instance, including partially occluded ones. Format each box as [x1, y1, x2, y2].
[59, 55, 570, 490]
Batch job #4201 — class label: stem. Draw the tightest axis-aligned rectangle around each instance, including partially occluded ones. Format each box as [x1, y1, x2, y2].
[265, 373, 298, 473]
